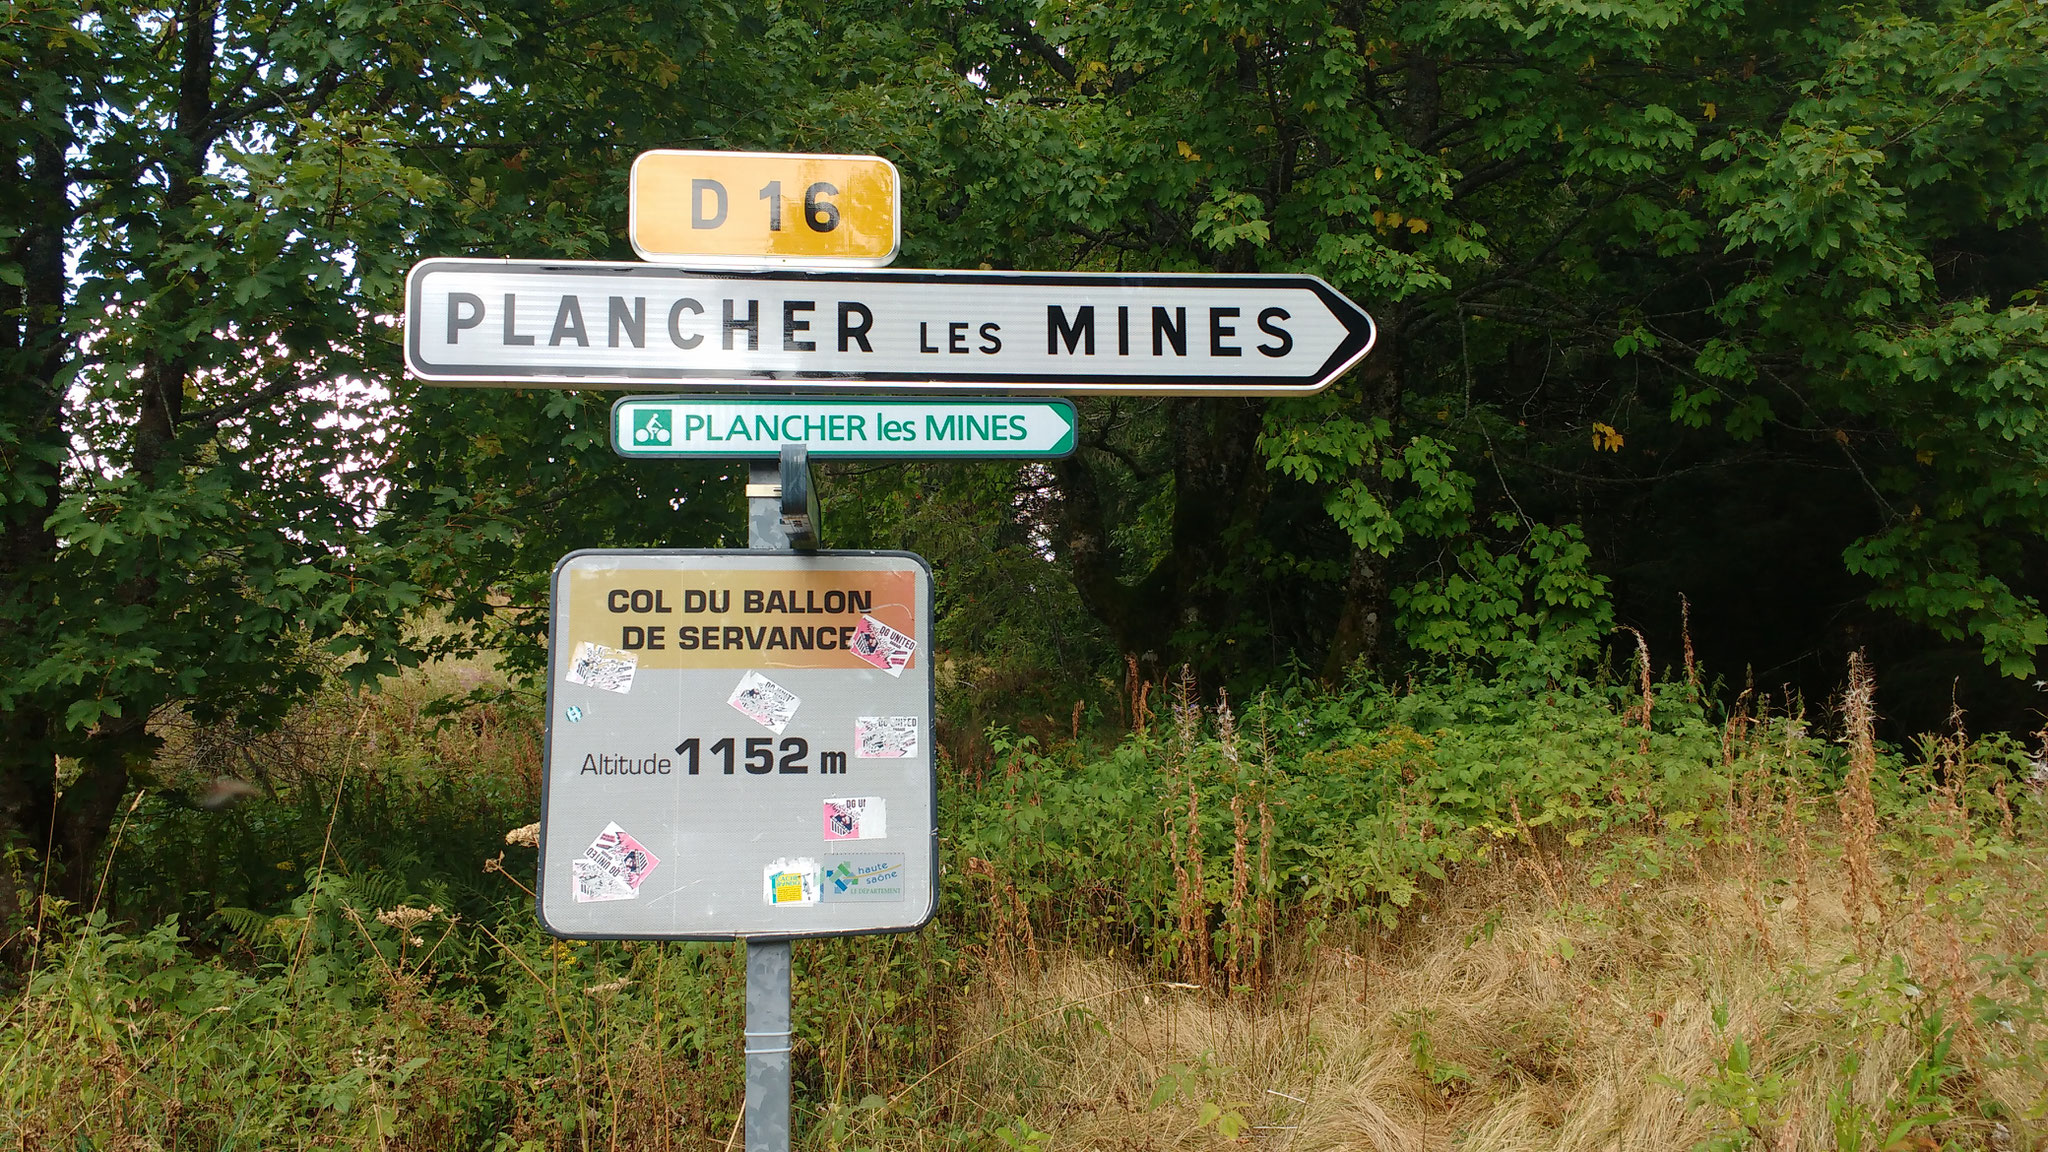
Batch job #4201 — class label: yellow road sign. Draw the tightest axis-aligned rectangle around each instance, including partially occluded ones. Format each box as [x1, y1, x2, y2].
[630, 150, 900, 268]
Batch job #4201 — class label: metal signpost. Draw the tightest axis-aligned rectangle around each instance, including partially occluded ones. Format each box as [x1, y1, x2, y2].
[541, 536, 935, 1148]
[612, 395, 1077, 459]
[404, 147, 1377, 1152]
[402, 260, 1375, 395]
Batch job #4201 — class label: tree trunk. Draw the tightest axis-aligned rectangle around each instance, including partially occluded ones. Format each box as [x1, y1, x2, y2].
[1054, 398, 1268, 677]
[1165, 397, 1267, 669]
[1052, 445, 1174, 659]
[1319, 49, 1438, 681]
[1320, 310, 1404, 681]
[0, 0, 219, 935]
[0, 126, 73, 936]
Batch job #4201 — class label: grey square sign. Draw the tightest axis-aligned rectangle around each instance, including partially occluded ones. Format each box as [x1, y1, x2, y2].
[538, 549, 936, 939]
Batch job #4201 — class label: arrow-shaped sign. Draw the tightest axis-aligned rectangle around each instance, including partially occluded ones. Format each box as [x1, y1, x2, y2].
[404, 259, 1375, 396]
[613, 396, 1076, 459]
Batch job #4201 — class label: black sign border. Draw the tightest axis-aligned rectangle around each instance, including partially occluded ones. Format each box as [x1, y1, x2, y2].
[536, 548, 940, 943]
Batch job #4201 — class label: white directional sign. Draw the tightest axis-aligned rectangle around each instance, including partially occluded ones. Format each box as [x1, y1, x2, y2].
[613, 396, 1077, 459]
[539, 550, 935, 940]
[404, 259, 1375, 395]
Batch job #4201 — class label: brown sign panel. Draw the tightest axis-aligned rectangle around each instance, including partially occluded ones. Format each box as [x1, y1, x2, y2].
[561, 563, 917, 671]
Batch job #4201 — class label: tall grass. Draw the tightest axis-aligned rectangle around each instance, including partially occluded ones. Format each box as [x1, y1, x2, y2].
[2, 652, 2043, 1149]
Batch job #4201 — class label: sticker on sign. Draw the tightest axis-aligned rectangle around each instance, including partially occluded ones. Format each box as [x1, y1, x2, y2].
[404, 260, 1375, 395]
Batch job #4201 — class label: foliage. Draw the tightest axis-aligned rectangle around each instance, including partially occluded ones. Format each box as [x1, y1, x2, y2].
[5, 0, 2048, 1142]
[0, 0, 491, 908]
[948, 668, 1733, 956]
[0, 0, 798, 913]
[638, 0, 2048, 698]
[3, 651, 2046, 1146]
[1697, 0, 2048, 677]
[11, 0, 2047, 936]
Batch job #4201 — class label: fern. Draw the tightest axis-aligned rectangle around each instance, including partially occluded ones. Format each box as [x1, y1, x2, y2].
[212, 905, 289, 948]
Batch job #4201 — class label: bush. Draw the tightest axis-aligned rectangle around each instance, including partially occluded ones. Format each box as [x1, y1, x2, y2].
[3, 657, 2043, 1148]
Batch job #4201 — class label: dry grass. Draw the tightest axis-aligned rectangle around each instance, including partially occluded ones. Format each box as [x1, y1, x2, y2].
[25, 650, 2045, 1151]
[149, 651, 540, 805]
[932, 839, 2047, 1151]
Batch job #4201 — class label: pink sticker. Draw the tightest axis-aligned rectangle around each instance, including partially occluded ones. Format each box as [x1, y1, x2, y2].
[823, 797, 887, 841]
[572, 821, 660, 903]
[848, 614, 916, 677]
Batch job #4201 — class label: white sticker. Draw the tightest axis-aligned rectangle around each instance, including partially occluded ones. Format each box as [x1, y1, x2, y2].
[572, 821, 660, 903]
[848, 614, 916, 677]
[727, 671, 801, 733]
[854, 716, 919, 758]
[823, 797, 888, 841]
[565, 641, 638, 694]
[763, 857, 819, 906]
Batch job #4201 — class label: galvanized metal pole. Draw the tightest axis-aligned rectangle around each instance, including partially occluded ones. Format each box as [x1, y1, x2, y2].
[742, 936, 792, 1152]
[743, 455, 796, 1152]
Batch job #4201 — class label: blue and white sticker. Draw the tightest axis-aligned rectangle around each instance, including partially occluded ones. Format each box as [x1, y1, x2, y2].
[820, 854, 907, 902]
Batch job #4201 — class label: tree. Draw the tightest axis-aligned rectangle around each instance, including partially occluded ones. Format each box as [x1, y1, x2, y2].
[1695, 0, 2048, 677]
[12, 0, 2039, 934]
[781, 0, 1721, 677]
[0, 0, 773, 922]
[374, 2, 792, 678]
[761, 0, 2046, 704]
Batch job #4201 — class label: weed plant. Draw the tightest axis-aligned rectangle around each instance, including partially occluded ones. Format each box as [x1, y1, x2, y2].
[1, 653, 2043, 1149]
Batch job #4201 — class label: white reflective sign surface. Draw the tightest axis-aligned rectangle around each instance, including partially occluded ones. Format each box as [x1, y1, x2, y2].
[538, 550, 935, 940]
[405, 260, 1375, 395]
[612, 396, 1077, 459]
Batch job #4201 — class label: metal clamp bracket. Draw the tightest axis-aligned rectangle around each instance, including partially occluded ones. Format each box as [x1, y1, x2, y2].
[742, 1029, 793, 1055]
[778, 443, 820, 550]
